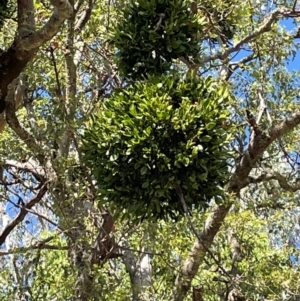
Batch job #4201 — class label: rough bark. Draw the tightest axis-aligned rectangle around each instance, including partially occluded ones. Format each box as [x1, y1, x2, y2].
[0, 0, 72, 114]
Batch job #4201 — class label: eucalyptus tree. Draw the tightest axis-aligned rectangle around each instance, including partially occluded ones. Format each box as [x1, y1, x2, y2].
[1, 0, 300, 301]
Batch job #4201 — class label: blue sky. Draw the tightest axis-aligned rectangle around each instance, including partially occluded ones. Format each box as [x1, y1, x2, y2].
[282, 18, 300, 71]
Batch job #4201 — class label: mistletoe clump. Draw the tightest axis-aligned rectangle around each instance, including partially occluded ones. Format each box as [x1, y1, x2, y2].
[82, 74, 233, 221]
[109, 0, 204, 79]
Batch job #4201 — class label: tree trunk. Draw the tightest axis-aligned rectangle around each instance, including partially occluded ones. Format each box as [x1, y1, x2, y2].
[122, 232, 153, 301]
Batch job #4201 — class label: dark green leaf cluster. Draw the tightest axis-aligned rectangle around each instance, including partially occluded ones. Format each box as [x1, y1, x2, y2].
[82, 74, 233, 220]
[203, 2, 236, 44]
[109, 0, 203, 79]
[0, 0, 14, 30]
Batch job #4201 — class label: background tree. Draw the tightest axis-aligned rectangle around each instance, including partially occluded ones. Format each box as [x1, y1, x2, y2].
[1, 0, 300, 301]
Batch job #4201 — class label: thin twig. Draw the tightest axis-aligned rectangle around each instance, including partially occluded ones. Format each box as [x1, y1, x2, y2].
[0, 236, 68, 256]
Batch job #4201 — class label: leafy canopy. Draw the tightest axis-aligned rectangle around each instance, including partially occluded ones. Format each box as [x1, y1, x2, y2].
[82, 73, 233, 220]
[109, 0, 204, 78]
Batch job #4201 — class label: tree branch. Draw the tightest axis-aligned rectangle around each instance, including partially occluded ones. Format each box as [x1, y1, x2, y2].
[0, 1, 72, 114]
[16, 0, 73, 54]
[226, 53, 256, 80]
[3, 159, 46, 180]
[75, 0, 94, 32]
[172, 204, 231, 301]
[172, 109, 300, 300]
[0, 182, 49, 246]
[0, 236, 68, 256]
[5, 85, 44, 162]
[197, 8, 300, 66]
[17, 0, 35, 37]
[229, 110, 300, 192]
[8, 198, 62, 230]
[247, 171, 300, 192]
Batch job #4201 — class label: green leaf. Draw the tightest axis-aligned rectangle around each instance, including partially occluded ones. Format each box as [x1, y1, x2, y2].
[140, 166, 148, 175]
[200, 135, 212, 142]
[206, 122, 216, 130]
[129, 104, 137, 116]
[142, 181, 149, 188]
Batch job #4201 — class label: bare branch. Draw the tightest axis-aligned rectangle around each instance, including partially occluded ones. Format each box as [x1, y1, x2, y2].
[247, 171, 300, 192]
[292, 0, 298, 11]
[256, 89, 272, 125]
[0, 75, 26, 133]
[10, 200, 62, 230]
[224, 53, 256, 80]
[228, 229, 242, 264]
[229, 53, 256, 70]
[47, 45, 64, 99]
[24, 97, 42, 139]
[0, 1, 72, 114]
[0, 182, 49, 246]
[75, 0, 94, 32]
[185, 8, 300, 69]
[0, 236, 68, 256]
[192, 286, 204, 301]
[229, 110, 300, 192]
[268, 110, 300, 139]
[74, 0, 85, 11]
[3, 159, 46, 180]
[172, 204, 231, 301]
[246, 109, 262, 135]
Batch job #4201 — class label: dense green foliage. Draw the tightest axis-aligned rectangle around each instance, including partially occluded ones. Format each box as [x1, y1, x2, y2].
[82, 73, 233, 220]
[1, 0, 300, 300]
[110, 0, 204, 78]
[84, 0, 235, 221]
